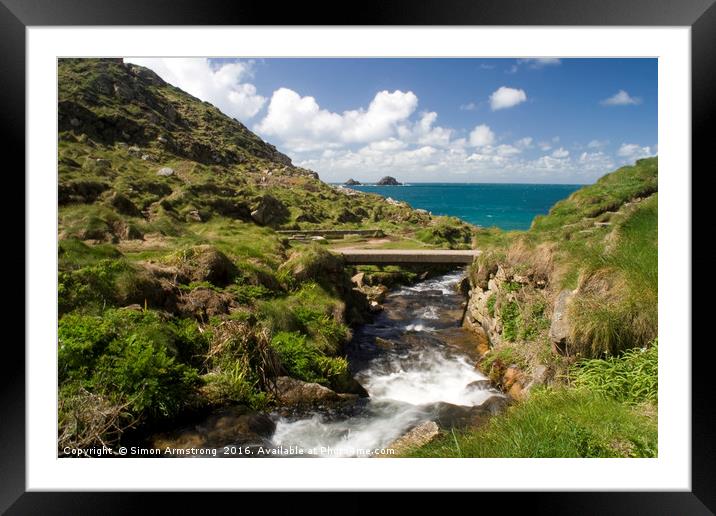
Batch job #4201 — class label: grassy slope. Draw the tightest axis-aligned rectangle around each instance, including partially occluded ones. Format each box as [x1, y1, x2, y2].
[410, 158, 659, 458]
[57, 59, 474, 450]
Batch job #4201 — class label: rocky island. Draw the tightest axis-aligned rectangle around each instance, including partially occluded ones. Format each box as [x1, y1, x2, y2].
[376, 176, 402, 186]
[344, 178, 362, 186]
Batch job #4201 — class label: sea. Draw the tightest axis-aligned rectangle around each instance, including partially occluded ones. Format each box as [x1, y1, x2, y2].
[342, 183, 584, 231]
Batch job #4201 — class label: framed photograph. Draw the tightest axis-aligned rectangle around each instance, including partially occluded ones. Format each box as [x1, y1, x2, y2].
[5, 0, 710, 511]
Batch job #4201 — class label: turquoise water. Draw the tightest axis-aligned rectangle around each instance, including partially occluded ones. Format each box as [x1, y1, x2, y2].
[344, 183, 583, 231]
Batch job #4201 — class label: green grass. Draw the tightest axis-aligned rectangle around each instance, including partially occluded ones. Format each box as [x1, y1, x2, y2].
[257, 282, 348, 353]
[408, 388, 657, 458]
[415, 216, 474, 249]
[567, 195, 658, 357]
[571, 339, 658, 404]
[531, 157, 657, 233]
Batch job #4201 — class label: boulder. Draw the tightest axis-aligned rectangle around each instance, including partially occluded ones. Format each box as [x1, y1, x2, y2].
[351, 272, 365, 288]
[250, 195, 289, 226]
[549, 289, 576, 353]
[426, 395, 507, 429]
[376, 176, 402, 186]
[464, 379, 493, 392]
[473, 261, 498, 290]
[274, 376, 342, 406]
[382, 421, 439, 456]
[157, 167, 175, 176]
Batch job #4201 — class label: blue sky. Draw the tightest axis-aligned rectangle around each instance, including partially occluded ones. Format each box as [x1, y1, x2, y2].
[126, 57, 657, 184]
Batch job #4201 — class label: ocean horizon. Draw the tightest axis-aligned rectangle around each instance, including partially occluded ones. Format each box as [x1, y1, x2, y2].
[335, 182, 584, 230]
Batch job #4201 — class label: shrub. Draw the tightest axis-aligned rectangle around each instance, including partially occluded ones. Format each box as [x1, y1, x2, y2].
[94, 333, 199, 419]
[500, 301, 520, 342]
[58, 259, 130, 314]
[58, 238, 122, 270]
[571, 339, 657, 404]
[415, 216, 473, 249]
[58, 309, 205, 417]
[486, 293, 497, 317]
[270, 331, 350, 387]
[202, 320, 279, 406]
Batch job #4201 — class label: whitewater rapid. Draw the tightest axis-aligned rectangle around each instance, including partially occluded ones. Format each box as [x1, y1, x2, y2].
[270, 269, 501, 457]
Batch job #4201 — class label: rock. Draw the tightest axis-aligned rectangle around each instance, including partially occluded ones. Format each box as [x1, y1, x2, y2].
[467, 321, 491, 355]
[120, 304, 143, 311]
[250, 195, 289, 226]
[274, 376, 342, 406]
[473, 262, 498, 290]
[344, 178, 362, 186]
[157, 167, 175, 176]
[456, 276, 470, 296]
[532, 364, 549, 385]
[376, 176, 402, 186]
[464, 379, 493, 392]
[383, 421, 439, 456]
[426, 396, 507, 429]
[141, 154, 154, 161]
[549, 289, 576, 353]
[185, 210, 202, 222]
[351, 272, 365, 288]
[128, 145, 142, 157]
[374, 337, 393, 350]
[69, 117, 80, 127]
[157, 135, 168, 144]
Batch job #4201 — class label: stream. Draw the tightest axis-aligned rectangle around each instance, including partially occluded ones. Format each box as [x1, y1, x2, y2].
[268, 269, 502, 457]
[145, 268, 503, 458]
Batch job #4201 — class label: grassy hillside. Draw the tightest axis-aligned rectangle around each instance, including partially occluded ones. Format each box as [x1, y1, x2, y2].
[56, 58, 474, 451]
[410, 157, 659, 458]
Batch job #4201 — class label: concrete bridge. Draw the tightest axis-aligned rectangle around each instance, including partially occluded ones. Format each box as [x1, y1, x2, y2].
[336, 249, 480, 265]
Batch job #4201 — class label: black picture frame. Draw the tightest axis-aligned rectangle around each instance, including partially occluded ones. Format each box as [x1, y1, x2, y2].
[3, 0, 710, 512]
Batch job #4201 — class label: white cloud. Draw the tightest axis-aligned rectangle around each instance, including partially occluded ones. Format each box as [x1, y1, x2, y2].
[496, 144, 521, 156]
[552, 147, 570, 158]
[617, 143, 653, 161]
[469, 124, 496, 147]
[587, 139, 609, 149]
[125, 58, 266, 120]
[601, 90, 642, 106]
[579, 151, 615, 171]
[255, 87, 418, 151]
[397, 111, 453, 147]
[489, 87, 527, 111]
[460, 102, 478, 111]
[515, 137, 533, 149]
[518, 58, 562, 68]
